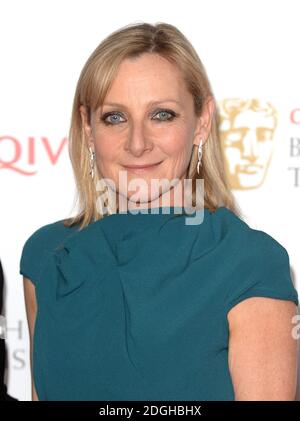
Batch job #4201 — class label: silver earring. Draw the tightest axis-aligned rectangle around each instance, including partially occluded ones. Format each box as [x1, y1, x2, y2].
[197, 138, 203, 175]
[89, 145, 95, 179]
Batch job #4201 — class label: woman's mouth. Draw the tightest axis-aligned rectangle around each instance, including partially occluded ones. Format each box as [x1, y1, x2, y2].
[122, 161, 163, 175]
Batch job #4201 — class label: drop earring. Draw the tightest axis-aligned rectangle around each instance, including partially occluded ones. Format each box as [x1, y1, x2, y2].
[89, 145, 95, 179]
[197, 138, 203, 175]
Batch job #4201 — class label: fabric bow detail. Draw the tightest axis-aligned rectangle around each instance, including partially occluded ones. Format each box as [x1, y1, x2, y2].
[54, 242, 92, 299]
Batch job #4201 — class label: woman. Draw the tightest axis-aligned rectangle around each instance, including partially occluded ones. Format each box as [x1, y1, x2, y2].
[20, 22, 299, 401]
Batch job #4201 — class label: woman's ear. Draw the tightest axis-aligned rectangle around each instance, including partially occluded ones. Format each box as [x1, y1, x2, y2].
[193, 96, 215, 146]
[79, 105, 93, 142]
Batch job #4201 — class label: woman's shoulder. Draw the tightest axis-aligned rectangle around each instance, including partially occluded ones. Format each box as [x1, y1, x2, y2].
[213, 206, 287, 254]
[22, 218, 79, 250]
[19, 218, 79, 286]
[213, 207, 298, 308]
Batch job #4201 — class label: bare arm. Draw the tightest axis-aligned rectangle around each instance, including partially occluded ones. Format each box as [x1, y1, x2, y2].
[228, 296, 298, 400]
[23, 277, 39, 401]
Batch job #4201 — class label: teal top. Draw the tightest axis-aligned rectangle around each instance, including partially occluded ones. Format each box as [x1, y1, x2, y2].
[19, 206, 299, 401]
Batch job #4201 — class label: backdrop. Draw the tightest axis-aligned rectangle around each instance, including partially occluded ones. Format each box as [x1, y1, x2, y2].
[0, 0, 299, 401]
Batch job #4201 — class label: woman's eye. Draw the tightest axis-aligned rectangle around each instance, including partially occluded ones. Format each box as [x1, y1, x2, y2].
[153, 110, 176, 121]
[101, 112, 125, 125]
[101, 109, 176, 125]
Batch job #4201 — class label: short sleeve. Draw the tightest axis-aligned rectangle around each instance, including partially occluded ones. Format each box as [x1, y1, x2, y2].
[19, 220, 70, 286]
[225, 230, 299, 314]
[19, 226, 48, 286]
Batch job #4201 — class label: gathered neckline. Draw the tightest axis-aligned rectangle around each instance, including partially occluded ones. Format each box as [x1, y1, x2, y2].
[54, 205, 229, 298]
[62, 206, 230, 236]
[88, 205, 211, 225]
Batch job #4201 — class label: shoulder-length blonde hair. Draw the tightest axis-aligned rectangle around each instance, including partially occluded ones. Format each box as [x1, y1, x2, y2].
[64, 21, 242, 229]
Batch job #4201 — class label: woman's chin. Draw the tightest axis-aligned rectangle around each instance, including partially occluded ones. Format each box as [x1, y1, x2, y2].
[115, 193, 161, 209]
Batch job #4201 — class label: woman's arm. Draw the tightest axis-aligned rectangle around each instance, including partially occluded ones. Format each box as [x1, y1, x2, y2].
[23, 277, 39, 401]
[227, 296, 298, 400]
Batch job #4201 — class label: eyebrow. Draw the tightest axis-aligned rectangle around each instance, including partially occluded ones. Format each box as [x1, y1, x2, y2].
[102, 99, 182, 108]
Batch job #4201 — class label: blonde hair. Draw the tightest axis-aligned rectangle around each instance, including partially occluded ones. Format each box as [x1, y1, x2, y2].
[64, 21, 242, 229]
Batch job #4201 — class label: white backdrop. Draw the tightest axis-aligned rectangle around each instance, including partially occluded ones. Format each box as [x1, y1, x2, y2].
[0, 0, 299, 401]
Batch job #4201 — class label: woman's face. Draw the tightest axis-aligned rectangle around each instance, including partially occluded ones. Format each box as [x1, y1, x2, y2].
[80, 53, 214, 210]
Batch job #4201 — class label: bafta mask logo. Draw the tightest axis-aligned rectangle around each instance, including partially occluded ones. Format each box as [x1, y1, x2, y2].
[218, 99, 278, 189]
